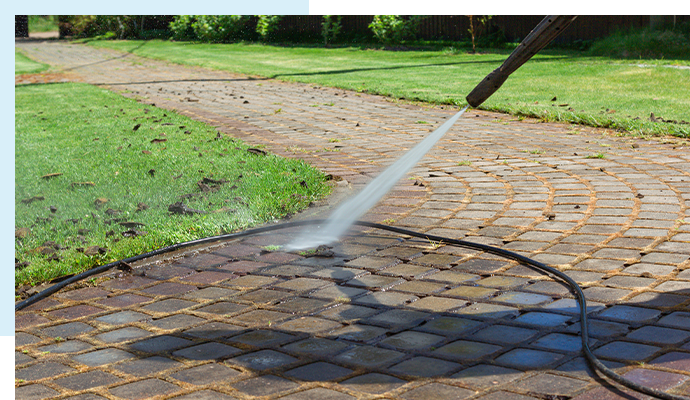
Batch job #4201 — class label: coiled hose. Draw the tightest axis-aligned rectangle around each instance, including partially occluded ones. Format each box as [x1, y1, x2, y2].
[15, 219, 688, 400]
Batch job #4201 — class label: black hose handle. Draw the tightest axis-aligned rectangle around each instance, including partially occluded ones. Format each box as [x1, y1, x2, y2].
[466, 15, 577, 108]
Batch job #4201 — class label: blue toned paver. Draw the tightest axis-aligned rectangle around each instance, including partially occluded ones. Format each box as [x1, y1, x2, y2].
[513, 312, 573, 327]
[593, 341, 661, 361]
[495, 349, 566, 369]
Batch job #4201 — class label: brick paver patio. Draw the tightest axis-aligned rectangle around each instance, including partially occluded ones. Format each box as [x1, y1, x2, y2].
[15, 39, 690, 400]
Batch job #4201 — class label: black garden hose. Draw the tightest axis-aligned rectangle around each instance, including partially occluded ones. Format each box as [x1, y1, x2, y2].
[15, 219, 688, 400]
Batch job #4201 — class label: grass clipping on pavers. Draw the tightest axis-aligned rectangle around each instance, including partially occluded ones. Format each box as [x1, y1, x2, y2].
[15, 83, 330, 288]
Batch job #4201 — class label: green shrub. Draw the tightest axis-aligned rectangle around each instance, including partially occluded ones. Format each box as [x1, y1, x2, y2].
[368, 15, 426, 45]
[58, 15, 141, 39]
[322, 15, 342, 46]
[192, 15, 253, 43]
[589, 24, 690, 59]
[256, 15, 283, 42]
[169, 15, 196, 41]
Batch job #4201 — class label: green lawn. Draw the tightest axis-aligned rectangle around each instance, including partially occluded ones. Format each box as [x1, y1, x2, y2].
[15, 83, 330, 287]
[15, 49, 49, 74]
[87, 40, 690, 138]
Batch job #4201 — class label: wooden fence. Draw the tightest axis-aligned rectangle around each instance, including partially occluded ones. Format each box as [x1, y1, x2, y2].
[281, 15, 690, 43]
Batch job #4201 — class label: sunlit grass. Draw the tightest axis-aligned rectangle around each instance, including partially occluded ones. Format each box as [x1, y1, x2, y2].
[15, 83, 330, 287]
[87, 40, 689, 138]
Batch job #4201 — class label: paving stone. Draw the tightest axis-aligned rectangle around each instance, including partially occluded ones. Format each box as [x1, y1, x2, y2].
[47, 305, 104, 320]
[53, 370, 122, 391]
[271, 297, 331, 314]
[593, 341, 661, 361]
[178, 270, 237, 285]
[276, 316, 343, 334]
[345, 274, 404, 289]
[380, 331, 445, 350]
[15, 332, 42, 347]
[621, 368, 690, 391]
[570, 386, 648, 400]
[335, 345, 406, 367]
[596, 305, 661, 324]
[170, 363, 242, 385]
[15, 361, 76, 381]
[391, 356, 462, 377]
[219, 261, 270, 275]
[603, 275, 657, 289]
[364, 309, 429, 328]
[37, 340, 93, 354]
[194, 301, 250, 316]
[307, 266, 363, 281]
[173, 342, 241, 360]
[221, 270, 281, 289]
[344, 256, 400, 271]
[443, 285, 497, 299]
[432, 340, 503, 361]
[273, 277, 332, 292]
[62, 394, 109, 400]
[72, 348, 135, 366]
[113, 356, 183, 376]
[424, 270, 479, 284]
[495, 348, 566, 369]
[566, 319, 630, 339]
[543, 298, 605, 314]
[652, 352, 690, 371]
[230, 310, 293, 327]
[476, 276, 530, 289]
[457, 302, 521, 319]
[56, 287, 110, 301]
[109, 378, 181, 399]
[228, 349, 297, 370]
[39, 321, 95, 338]
[278, 388, 355, 400]
[284, 361, 353, 381]
[101, 275, 157, 290]
[582, 286, 631, 303]
[626, 325, 690, 345]
[14, 384, 60, 400]
[655, 280, 690, 293]
[658, 312, 690, 329]
[319, 304, 379, 322]
[141, 299, 198, 313]
[330, 324, 388, 343]
[573, 259, 626, 272]
[400, 383, 474, 400]
[231, 374, 299, 397]
[16, 351, 34, 366]
[522, 280, 572, 296]
[142, 265, 197, 280]
[407, 296, 468, 312]
[493, 291, 554, 306]
[140, 282, 198, 296]
[127, 335, 193, 353]
[353, 291, 419, 307]
[182, 322, 245, 339]
[472, 325, 538, 345]
[530, 333, 593, 353]
[229, 329, 296, 347]
[184, 287, 239, 300]
[556, 357, 625, 379]
[453, 259, 509, 274]
[310, 285, 368, 301]
[415, 316, 483, 336]
[641, 252, 689, 265]
[451, 364, 524, 389]
[281, 338, 349, 357]
[148, 314, 205, 330]
[339, 373, 407, 395]
[393, 280, 448, 295]
[514, 373, 590, 396]
[235, 289, 292, 304]
[379, 263, 436, 278]
[168, 390, 238, 400]
[515, 311, 572, 328]
[474, 391, 540, 400]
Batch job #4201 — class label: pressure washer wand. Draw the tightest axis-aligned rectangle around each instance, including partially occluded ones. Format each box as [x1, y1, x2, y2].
[466, 15, 577, 108]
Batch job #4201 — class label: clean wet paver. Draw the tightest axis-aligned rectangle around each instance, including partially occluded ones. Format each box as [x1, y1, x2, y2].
[14, 39, 690, 400]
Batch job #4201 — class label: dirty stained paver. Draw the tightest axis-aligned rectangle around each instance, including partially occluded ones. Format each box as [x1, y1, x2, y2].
[14, 39, 690, 400]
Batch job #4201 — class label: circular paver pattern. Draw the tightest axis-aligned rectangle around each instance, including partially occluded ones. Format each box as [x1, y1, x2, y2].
[15, 39, 690, 400]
